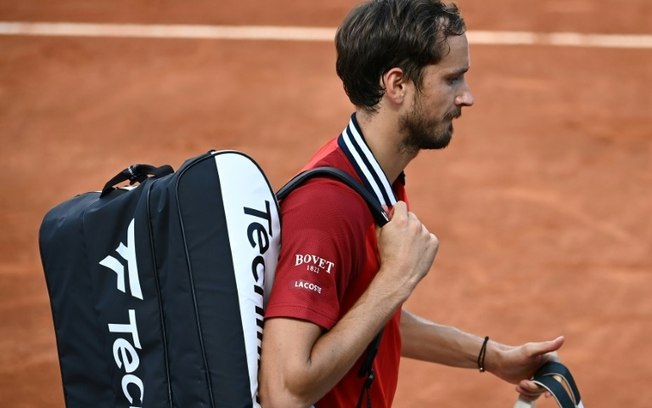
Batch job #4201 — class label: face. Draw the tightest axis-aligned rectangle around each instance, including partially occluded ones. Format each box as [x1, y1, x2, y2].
[399, 33, 474, 153]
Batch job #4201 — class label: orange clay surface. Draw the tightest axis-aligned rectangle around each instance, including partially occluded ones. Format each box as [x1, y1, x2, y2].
[1, 1, 651, 406]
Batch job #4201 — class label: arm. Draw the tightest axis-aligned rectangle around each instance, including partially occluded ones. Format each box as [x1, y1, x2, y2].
[260, 281, 402, 408]
[259, 202, 438, 407]
[400, 309, 564, 400]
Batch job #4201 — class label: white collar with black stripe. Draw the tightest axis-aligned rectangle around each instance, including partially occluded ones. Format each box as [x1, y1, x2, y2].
[337, 113, 404, 209]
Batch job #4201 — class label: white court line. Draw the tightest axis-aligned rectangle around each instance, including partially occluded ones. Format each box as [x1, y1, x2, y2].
[468, 30, 652, 49]
[0, 22, 337, 41]
[1, 22, 651, 49]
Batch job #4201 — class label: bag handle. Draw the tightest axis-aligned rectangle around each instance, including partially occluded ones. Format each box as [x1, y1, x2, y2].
[100, 163, 174, 198]
[514, 361, 584, 408]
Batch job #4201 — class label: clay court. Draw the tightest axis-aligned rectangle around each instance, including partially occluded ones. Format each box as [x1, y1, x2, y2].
[1, 1, 651, 406]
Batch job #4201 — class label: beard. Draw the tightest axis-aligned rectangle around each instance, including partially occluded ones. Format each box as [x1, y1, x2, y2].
[399, 101, 461, 154]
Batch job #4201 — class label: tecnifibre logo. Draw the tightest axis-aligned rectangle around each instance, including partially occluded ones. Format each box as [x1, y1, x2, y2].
[99, 218, 145, 407]
[243, 200, 271, 353]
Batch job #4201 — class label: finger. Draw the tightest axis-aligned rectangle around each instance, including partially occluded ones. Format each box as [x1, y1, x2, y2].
[390, 201, 407, 220]
[428, 233, 439, 253]
[519, 380, 542, 393]
[516, 383, 543, 400]
[517, 382, 554, 401]
[515, 385, 539, 400]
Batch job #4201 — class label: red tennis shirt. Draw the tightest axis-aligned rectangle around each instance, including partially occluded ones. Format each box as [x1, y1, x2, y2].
[265, 114, 408, 407]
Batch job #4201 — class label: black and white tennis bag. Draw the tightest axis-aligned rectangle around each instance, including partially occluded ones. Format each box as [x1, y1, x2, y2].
[39, 150, 387, 408]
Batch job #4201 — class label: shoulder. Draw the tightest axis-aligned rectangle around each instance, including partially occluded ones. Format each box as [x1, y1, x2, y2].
[280, 177, 373, 235]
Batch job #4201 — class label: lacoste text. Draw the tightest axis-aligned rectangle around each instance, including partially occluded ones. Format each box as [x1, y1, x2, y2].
[294, 280, 323, 294]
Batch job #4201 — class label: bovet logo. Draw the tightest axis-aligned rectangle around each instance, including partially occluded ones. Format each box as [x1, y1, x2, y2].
[294, 254, 335, 274]
[99, 218, 144, 407]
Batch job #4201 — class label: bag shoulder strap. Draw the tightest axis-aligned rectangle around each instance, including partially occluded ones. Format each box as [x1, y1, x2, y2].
[277, 166, 389, 226]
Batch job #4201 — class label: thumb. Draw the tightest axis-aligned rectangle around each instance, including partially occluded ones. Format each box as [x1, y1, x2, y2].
[531, 336, 565, 359]
[378, 202, 406, 234]
[389, 201, 407, 220]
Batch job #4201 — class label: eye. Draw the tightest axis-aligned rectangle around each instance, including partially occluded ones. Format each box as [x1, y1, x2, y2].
[447, 75, 463, 85]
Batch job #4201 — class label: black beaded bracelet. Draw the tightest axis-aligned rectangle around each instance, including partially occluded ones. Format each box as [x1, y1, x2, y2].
[477, 336, 489, 372]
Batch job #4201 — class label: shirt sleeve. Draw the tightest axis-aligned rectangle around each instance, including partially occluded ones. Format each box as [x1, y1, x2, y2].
[265, 178, 372, 330]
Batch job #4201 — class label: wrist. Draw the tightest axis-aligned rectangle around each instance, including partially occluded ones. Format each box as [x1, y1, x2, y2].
[482, 339, 507, 374]
[373, 265, 414, 304]
[477, 336, 489, 372]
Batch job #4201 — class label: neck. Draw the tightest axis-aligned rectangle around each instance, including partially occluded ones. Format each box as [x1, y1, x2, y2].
[355, 109, 417, 183]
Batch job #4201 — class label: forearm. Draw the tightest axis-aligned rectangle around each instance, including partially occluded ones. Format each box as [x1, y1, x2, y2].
[400, 309, 566, 395]
[309, 283, 402, 389]
[400, 309, 487, 369]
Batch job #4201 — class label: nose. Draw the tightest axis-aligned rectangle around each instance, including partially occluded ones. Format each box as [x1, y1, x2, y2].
[455, 82, 474, 107]
[455, 89, 474, 107]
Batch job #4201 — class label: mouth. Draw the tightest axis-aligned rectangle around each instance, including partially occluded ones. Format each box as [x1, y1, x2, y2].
[448, 109, 462, 120]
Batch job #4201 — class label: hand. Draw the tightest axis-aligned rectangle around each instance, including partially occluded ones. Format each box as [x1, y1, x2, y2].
[489, 336, 565, 401]
[375, 201, 439, 299]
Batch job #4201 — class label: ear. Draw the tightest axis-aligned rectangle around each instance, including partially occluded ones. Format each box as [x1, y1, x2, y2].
[382, 67, 410, 105]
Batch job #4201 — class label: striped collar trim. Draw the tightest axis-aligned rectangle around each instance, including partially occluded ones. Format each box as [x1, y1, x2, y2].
[337, 113, 398, 207]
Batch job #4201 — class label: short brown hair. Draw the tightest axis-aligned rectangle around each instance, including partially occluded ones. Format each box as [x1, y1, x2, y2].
[335, 0, 466, 111]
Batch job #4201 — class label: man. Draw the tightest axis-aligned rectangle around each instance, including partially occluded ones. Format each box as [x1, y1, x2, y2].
[260, 1, 564, 407]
